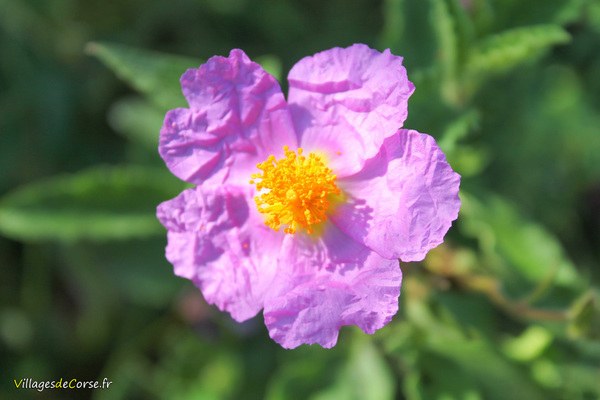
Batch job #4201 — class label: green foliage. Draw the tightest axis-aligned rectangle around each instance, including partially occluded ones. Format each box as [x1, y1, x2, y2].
[311, 336, 395, 400]
[1, 0, 600, 399]
[568, 290, 600, 340]
[502, 325, 553, 362]
[0, 166, 184, 242]
[380, 0, 405, 50]
[86, 42, 283, 113]
[108, 97, 166, 150]
[430, 0, 475, 104]
[437, 109, 489, 177]
[460, 192, 582, 290]
[466, 24, 571, 77]
[265, 334, 394, 400]
[86, 42, 200, 110]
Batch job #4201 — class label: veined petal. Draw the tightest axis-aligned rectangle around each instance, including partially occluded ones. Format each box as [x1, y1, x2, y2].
[159, 49, 297, 185]
[263, 224, 401, 349]
[288, 44, 414, 177]
[157, 185, 282, 321]
[333, 129, 461, 262]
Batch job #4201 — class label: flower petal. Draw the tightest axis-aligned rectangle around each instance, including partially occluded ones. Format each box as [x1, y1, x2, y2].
[263, 224, 401, 349]
[157, 185, 282, 321]
[288, 44, 414, 176]
[159, 49, 297, 185]
[333, 129, 461, 262]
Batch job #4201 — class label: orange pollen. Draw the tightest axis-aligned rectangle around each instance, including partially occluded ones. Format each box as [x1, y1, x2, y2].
[250, 146, 341, 234]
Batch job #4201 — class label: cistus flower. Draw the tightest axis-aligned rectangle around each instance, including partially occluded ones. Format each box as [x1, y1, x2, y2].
[157, 44, 461, 348]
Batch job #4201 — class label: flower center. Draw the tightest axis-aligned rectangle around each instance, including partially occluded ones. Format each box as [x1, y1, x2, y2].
[250, 146, 341, 234]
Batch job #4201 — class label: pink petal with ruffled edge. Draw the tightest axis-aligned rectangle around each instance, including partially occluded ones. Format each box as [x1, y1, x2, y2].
[157, 186, 282, 321]
[159, 49, 297, 185]
[287, 44, 414, 177]
[263, 224, 401, 349]
[332, 129, 461, 262]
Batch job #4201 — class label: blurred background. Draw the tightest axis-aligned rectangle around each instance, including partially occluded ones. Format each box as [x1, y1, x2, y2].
[1, 0, 600, 399]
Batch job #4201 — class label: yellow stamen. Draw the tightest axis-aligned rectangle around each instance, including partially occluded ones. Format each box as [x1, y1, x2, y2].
[250, 146, 341, 234]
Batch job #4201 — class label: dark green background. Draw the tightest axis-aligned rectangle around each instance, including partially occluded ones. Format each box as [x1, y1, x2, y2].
[1, 0, 600, 399]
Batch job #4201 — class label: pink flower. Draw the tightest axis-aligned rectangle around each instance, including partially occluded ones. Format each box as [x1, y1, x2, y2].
[157, 44, 460, 348]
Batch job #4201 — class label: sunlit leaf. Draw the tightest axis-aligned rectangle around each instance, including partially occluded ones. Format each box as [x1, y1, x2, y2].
[0, 165, 184, 242]
[87, 42, 283, 112]
[439, 110, 488, 176]
[531, 359, 562, 389]
[493, 0, 586, 27]
[427, 337, 547, 400]
[430, 0, 460, 105]
[380, 0, 405, 49]
[438, 109, 480, 154]
[450, 146, 490, 177]
[256, 54, 283, 82]
[108, 97, 165, 150]
[460, 192, 583, 289]
[265, 346, 344, 400]
[466, 25, 570, 77]
[313, 335, 395, 400]
[400, 280, 547, 400]
[502, 325, 553, 362]
[446, 0, 475, 56]
[86, 41, 199, 109]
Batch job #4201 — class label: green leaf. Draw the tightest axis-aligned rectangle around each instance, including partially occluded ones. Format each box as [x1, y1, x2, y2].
[402, 287, 547, 400]
[418, 351, 485, 400]
[108, 97, 165, 150]
[430, 0, 460, 105]
[255, 54, 283, 82]
[449, 145, 490, 177]
[86, 41, 200, 109]
[459, 192, 583, 290]
[313, 335, 395, 400]
[379, 0, 405, 49]
[61, 239, 184, 308]
[426, 337, 548, 400]
[87, 42, 283, 111]
[568, 290, 600, 340]
[438, 109, 480, 154]
[502, 325, 554, 362]
[438, 110, 488, 176]
[0, 165, 184, 242]
[266, 333, 393, 400]
[530, 358, 562, 389]
[556, 362, 600, 397]
[446, 0, 475, 57]
[265, 346, 345, 400]
[430, 0, 475, 106]
[591, 0, 600, 33]
[492, 0, 586, 27]
[467, 25, 570, 77]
